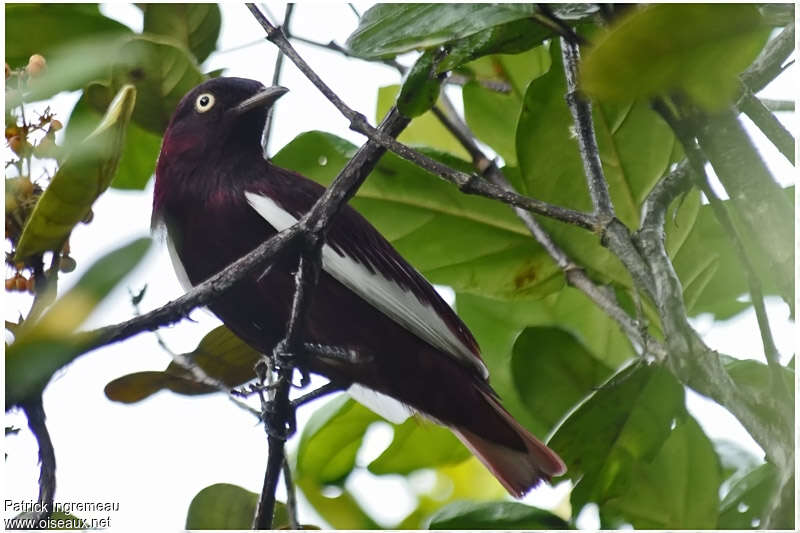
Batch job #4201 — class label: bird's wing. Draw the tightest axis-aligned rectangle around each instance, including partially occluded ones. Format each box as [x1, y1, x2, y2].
[244, 168, 487, 379]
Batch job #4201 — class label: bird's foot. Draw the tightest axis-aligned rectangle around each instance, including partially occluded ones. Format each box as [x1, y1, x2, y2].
[263, 400, 297, 441]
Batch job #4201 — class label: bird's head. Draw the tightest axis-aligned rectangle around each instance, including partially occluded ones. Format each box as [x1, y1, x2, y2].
[160, 77, 288, 160]
[153, 77, 287, 224]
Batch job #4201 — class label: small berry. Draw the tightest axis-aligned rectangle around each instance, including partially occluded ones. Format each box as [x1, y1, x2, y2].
[8, 135, 23, 155]
[26, 54, 46, 77]
[5, 126, 18, 140]
[15, 275, 27, 291]
[5, 278, 15, 291]
[50, 119, 63, 132]
[34, 136, 57, 159]
[60, 255, 77, 273]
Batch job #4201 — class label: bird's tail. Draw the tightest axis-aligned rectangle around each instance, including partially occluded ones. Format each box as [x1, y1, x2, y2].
[450, 389, 566, 498]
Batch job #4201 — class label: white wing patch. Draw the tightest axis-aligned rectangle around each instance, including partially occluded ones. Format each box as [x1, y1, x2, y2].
[244, 191, 489, 378]
[166, 232, 194, 291]
[347, 383, 411, 424]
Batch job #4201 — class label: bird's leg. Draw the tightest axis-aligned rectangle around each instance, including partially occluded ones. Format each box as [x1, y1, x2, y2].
[291, 381, 345, 409]
[302, 342, 374, 365]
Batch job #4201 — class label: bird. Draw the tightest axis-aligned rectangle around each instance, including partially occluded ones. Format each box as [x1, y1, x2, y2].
[152, 77, 565, 497]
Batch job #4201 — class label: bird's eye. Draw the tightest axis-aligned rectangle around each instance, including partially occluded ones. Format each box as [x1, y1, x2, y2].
[195, 93, 215, 113]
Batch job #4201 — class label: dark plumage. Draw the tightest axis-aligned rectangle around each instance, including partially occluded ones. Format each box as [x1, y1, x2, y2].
[152, 77, 565, 496]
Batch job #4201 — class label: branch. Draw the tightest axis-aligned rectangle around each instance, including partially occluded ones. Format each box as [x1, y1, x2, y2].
[560, 38, 615, 218]
[738, 86, 794, 164]
[21, 397, 55, 523]
[738, 22, 794, 94]
[246, 4, 598, 231]
[431, 96, 664, 360]
[652, 98, 793, 420]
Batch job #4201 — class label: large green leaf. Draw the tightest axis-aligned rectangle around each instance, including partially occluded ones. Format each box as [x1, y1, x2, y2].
[603, 416, 720, 529]
[106, 35, 205, 134]
[516, 41, 691, 288]
[141, 4, 221, 63]
[6, 238, 151, 406]
[5, 4, 131, 68]
[185, 483, 289, 529]
[462, 45, 551, 166]
[347, 4, 538, 59]
[14, 85, 137, 260]
[295, 477, 379, 530]
[581, 4, 770, 110]
[64, 92, 161, 190]
[427, 501, 569, 529]
[512, 327, 615, 433]
[346, 4, 596, 60]
[272, 131, 565, 301]
[673, 188, 794, 318]
[103, 326, 260, 403]
[295, 395, 381, 485]
[456, 289, 634, 437]
[368, 418, 470, 476]
[548, 363, 685, 511]
[437, 19, 553, 74]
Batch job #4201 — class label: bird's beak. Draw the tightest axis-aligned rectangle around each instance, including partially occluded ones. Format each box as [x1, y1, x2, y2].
[232, 86, 289, 116]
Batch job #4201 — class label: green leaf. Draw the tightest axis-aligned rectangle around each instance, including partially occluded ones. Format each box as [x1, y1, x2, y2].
[512, 327, 615, 432]
[673, 188, 794, 317]
[104, 325, 260, 403]
[580, 4, 770, 110]
[64, 92, 161, 190]
[368, 418, 470, 475]
[438, 19, 552, 74]
[397, 50, 445, 118]
[185, 483, 288, 529]
[6, 238, 151, 406]
[107, 35, 205, 134]
[427, 501, 569, 529]
[462, 45, 551, 165]
[347, 4, 538, 59]
[516, 41, 686, 287]
[273, 131, 565, 301]
[296, 395, 381, 485]
[718, 463, 778, 529]
[604, 416, 720, 529]
[5, 4, 131, 68]
[15, 85, 137, 260]
[142, 4, 221, 63]
[548, 363, 685, 511]
[295, 477, 379, 530]
[456, 289, 634, 437]
[377, 85, 469, 158]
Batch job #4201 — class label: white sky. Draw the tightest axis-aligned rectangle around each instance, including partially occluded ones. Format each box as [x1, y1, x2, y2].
[3, 3, 797, 530]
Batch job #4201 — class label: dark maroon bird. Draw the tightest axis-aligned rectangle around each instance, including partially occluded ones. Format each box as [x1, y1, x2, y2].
[152, 77, 565, 496]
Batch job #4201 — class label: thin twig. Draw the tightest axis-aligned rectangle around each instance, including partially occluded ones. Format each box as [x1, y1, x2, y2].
[431, 96, 662, 360]
[759, 98, 795, 112]
[560, 38, 615, 219]
[347, 3, 360, 19]
[282, 458, 299, 529]
[262, 3, 294, 154]
[534, 4, 588, 45]
[246, 4, 599, 231]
